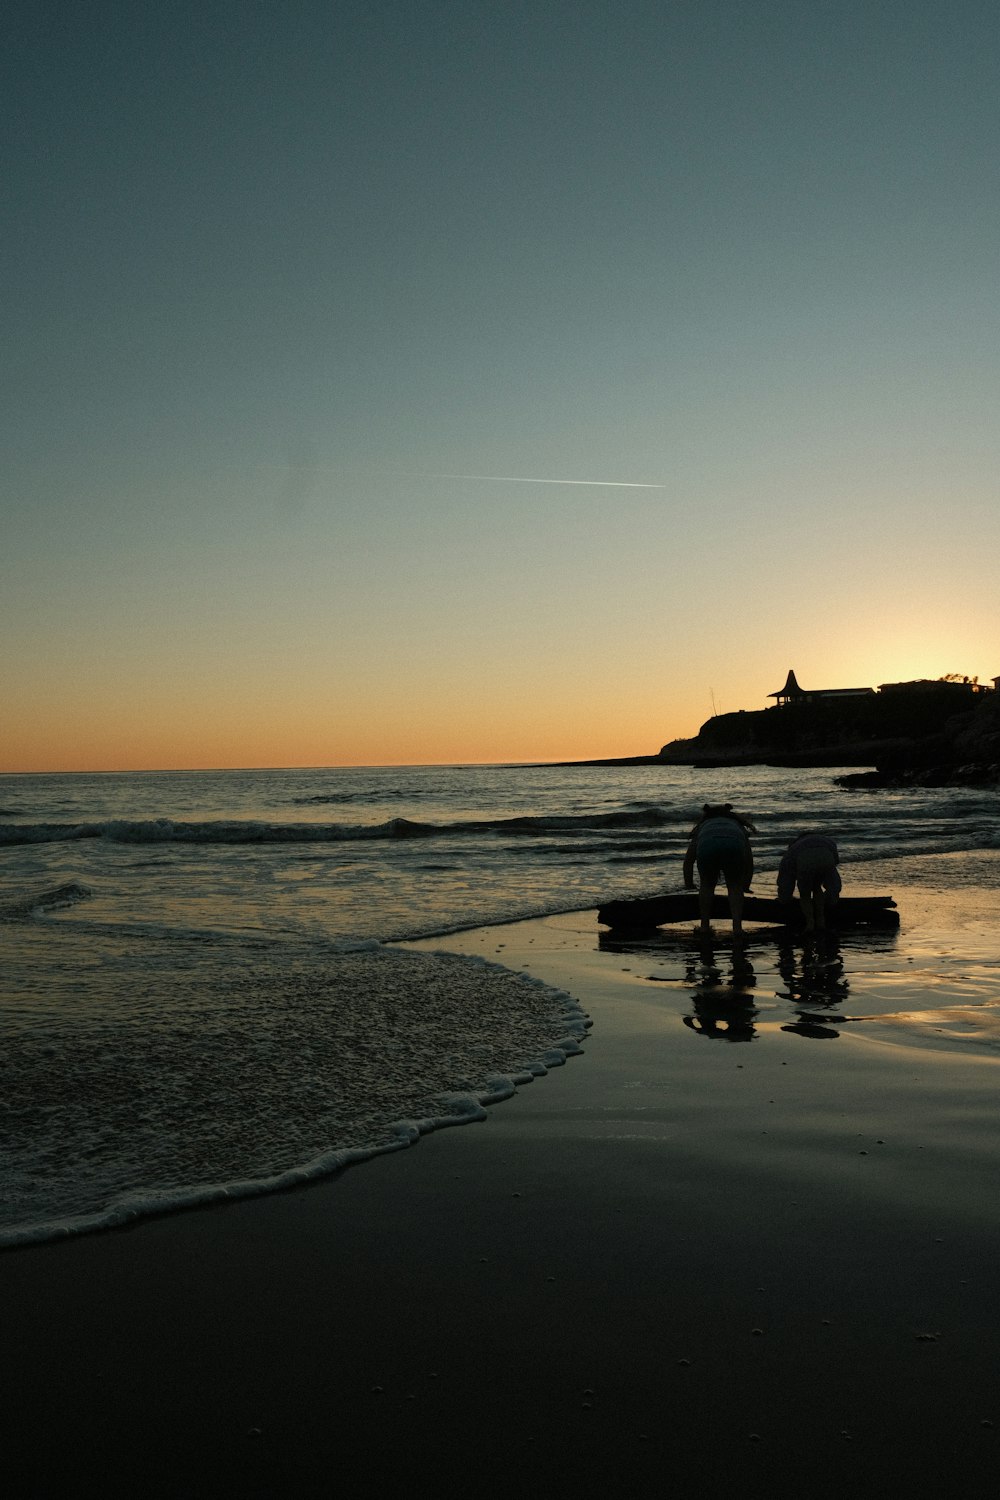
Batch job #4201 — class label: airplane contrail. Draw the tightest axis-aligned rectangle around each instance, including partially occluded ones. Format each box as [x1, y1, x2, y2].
[260, 463, 668, 490]
[428, 472, 667, 489]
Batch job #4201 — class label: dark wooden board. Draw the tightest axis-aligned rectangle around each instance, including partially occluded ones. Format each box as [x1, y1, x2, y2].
[597, 893, 899, 932]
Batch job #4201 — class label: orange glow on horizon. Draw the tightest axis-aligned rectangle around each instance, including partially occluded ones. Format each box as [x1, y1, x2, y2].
[4, 647, 994, 775]
[0, 705, 695, 774]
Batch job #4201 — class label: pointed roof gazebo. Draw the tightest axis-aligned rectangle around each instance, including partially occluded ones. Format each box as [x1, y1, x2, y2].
[767, 669, 875, 706]
[768, 669, 806, 706]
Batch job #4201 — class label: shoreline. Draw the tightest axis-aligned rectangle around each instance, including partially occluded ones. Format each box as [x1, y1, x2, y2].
[0, 943, 591, 1252]
[5, 903, 1000, 1495]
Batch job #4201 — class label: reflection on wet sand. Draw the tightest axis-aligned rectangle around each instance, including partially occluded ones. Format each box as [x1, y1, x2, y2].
[602, 918, 1000, 1053]
[855, 1004, 1000, 1048]
[682, 944, 758, 1042]
[775, 935, 851, 1039]
[675, 934, 863, 1044]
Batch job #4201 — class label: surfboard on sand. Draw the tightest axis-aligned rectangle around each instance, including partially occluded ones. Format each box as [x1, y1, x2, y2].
[597, 892, 899, 933]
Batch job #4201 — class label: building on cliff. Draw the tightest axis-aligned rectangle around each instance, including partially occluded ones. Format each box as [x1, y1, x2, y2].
[767, 669, 875, 707]
[878, 677, 990, 695]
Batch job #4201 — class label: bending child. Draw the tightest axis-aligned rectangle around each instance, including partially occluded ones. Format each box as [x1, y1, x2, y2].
[777, 833, 841, 932]
[682, 803, 756, 940]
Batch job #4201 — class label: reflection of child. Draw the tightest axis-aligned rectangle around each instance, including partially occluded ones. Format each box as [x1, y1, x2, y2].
[682, 803, 756, 939]
[777, 833, 842, 932]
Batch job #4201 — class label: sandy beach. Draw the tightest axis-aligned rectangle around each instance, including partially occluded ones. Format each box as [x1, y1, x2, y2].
[4, 904, 1000, 1497]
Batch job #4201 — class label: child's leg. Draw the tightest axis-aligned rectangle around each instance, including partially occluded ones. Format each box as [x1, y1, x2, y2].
[725, 876, 745, 939]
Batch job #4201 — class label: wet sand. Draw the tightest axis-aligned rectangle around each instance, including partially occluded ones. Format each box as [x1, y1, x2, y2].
[4, 904, 1000, 1497]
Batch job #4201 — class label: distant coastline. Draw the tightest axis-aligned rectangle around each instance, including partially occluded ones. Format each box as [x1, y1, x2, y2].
[553, 672, 1000, 785]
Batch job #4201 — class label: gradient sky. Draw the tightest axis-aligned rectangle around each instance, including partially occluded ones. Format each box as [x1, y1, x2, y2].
[3, 0, 998, 771]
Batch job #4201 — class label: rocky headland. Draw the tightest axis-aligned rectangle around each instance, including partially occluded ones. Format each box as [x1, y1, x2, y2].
[658, 681, 1000, 788]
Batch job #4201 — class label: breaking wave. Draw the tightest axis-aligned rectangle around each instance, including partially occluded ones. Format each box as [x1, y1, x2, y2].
[0, 807, 674, 850]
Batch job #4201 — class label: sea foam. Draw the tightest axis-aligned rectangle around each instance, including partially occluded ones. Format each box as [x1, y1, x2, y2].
[0, 939, 588, 1249]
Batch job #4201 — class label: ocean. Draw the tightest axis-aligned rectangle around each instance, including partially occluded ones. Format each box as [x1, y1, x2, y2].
[2, 762, 998, 1247]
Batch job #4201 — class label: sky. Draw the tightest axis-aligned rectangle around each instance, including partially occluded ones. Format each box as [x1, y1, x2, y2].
[3, 0, 998, 771]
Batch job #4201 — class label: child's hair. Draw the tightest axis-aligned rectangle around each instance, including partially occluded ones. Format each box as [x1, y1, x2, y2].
[697, 802, 758, 834]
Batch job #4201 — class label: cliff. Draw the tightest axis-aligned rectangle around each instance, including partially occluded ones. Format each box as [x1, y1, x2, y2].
[659, 683, 1000, 785]
[838, 688, 1000, 787]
